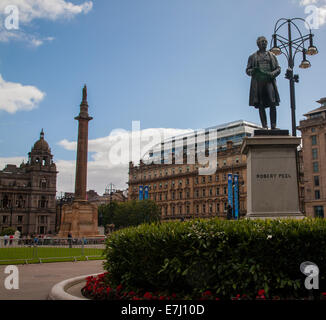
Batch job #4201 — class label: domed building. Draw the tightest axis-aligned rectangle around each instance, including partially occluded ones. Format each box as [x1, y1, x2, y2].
[0, 130, 57, 235]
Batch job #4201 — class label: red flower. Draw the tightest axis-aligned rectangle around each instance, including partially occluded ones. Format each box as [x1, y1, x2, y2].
[202, 290, 212, 296]
[132, 296, 141, 300]
[171, 293, 177, 299]
[258, 289, 265, 296]
[128, 291, 136, 296]
[106, 287, 111, 294]
[116, 284, 123, 292]
[159, 296, 166, 300]
[144, 292, 153, 299]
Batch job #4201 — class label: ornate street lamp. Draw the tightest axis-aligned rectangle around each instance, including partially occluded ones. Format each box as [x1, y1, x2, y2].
[270, 18, 318, 137]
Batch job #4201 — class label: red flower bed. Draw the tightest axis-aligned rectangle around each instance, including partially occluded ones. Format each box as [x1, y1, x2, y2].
[81, 273, 326, 301]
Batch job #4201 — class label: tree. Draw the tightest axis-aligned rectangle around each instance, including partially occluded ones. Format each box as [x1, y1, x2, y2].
[99, 200, 160, 230]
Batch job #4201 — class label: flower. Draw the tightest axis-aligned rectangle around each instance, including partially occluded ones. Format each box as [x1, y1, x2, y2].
[144, 292, 153, 299]
[202, 290, 212, 296]
[171, 293, 177, 299]
[267, 235, 272, 239]
[116, 284, 123, 292]
[258, 289, 265, 296]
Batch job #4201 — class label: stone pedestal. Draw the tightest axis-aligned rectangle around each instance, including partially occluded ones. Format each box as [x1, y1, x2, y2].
[241, 134, 304, 219]
[58, 201, 99, 238]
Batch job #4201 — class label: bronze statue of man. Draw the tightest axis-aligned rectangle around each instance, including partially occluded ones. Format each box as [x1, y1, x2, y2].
[246, 36, 281, 129]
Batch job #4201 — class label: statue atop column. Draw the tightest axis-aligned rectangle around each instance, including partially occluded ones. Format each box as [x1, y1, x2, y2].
[246, 36, 281, 129]
[82, 85, 87, 103]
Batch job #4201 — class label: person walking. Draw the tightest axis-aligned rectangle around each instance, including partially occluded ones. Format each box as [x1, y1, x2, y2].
[68, 232, 72, 248]
[3, 234, 9, 246]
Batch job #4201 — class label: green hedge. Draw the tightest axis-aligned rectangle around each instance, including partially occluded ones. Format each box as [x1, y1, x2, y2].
[104, 218, 326, 299]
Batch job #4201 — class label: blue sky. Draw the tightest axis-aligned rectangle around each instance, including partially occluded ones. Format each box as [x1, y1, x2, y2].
[0, 0, 325, 194]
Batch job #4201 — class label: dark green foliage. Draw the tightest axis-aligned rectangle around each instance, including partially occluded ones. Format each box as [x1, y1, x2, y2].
[104, 218, 326, 299]
[99, 200, 160, 230]
[0, 227, 16, 236]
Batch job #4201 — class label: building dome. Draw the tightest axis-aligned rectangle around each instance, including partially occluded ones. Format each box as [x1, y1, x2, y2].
[32, 129, 50, 152]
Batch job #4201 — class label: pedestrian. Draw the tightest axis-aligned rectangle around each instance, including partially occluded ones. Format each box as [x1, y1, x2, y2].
[68, 232, 72, 248]
[227, 204, 233, 220]
[3, 234, 9, 246]
[9, 234, 14, 245]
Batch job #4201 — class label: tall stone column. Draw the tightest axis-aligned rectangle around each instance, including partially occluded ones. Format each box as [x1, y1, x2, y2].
[74, 85, 92, 201]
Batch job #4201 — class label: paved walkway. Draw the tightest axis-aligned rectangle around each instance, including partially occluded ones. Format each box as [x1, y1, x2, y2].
[0, 260, 105, 300]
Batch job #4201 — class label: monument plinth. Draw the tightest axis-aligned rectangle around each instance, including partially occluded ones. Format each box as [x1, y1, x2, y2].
[58, 86, 99, 238]
[241, 133, 304, 219]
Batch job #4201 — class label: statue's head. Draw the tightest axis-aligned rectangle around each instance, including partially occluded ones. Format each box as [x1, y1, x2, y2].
[257, 36, 268, 50]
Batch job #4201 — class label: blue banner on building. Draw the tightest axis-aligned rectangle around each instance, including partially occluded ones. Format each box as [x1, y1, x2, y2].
[144, 186, 149, 200]
[139, 185, 143, 200]
[228, 173, 233, 215]
[234, 174, 239, 220]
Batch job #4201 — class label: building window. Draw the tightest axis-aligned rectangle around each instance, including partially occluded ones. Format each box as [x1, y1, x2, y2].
[172, 206, 175, 215]
[315, 190, 321, 200]
[195, 177, 198, 184]
[40, 178, 47, 189]
[202, 204, 206, 213]
[172, 181, 175, 188]
[313, 162, 319, 173]
[311, 135, 317, 146]
[159, 194, 162, 201]
[202, 189, 206, 197]
[209, 188, 213, 196]
[209, 204, 213, 213]
[195, 189, 199, 198]
[179, 206, 182, 214]
[311, 128, 316, 133]
[179, 180, 182, 186]
[172, 191, 175, 200]
[202, 176, 206, 183]
[186, 166, 190, 172]
[223, 173, 227, 180]
[209, 175, 212, 183]
[236, 157, 239, 164]
[312, 149, 318, 160]
[216, 188, 220, 196]
[2, 216, 8, 224]
[17, 216, 23, 223]
[314, 206, 324, 218]
[223, 187, 227, 195]
[196, 205, 199, 214]
[186, 178, 189, 185]
[216, 203, 219, 213]
[179, 167, 182, 173]
[179, 192, 182, 200]
[314, 176, 320, 187]
[223, 160, 227, 166]
[186, 191, 190, 198]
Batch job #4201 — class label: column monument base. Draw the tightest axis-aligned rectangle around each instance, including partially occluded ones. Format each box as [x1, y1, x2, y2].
[57, 200, 99, 238]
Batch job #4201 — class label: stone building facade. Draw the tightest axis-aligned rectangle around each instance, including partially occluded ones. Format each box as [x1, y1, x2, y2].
[128, 121, 260, 220]
[0, 130, 57, 235]
[128, 144, 247, 220]
[298, 98, 326, 218]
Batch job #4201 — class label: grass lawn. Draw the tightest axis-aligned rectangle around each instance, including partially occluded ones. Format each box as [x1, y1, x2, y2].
[0, 247, 105, 265]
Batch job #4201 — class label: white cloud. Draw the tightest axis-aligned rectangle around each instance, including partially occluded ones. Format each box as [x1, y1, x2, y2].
[57, 127, 194, 194]
[0, 0, 93, 23]
[0, 74, 45, 114]
[0, 0, 93, 45]
[0, 127, 194, 195]
[0, 157, 27, 171]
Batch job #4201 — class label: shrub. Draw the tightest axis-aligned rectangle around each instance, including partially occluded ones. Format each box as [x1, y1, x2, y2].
[103, 218, 326, 299]
[0, 227, 16, 236]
